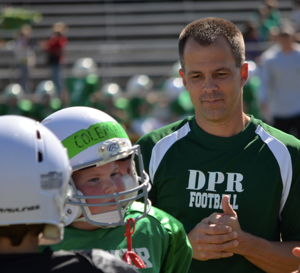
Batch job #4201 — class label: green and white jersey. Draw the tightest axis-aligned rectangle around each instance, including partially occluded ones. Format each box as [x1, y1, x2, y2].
[136, 115, 300, 273]
[40, 202, 192, 273]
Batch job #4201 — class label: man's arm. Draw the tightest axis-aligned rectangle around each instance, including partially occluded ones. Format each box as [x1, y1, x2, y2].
[208, 195, 299, 273]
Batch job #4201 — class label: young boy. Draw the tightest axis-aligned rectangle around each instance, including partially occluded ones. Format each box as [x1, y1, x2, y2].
[41, 106, 192, 273]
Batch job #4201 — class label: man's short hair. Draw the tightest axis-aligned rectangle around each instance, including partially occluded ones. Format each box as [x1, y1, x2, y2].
[0, 224, 45, 246]
[179, 17, 245, 71]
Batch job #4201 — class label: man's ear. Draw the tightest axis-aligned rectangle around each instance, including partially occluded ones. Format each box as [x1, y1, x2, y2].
[179, 69, 187, 87]
[240, 62, 248, 87]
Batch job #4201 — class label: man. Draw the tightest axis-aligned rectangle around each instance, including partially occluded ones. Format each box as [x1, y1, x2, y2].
[40, 106, 192, 273]
[0, 115, 138, 273]
[136, 17, 300, 272]
[259, 21, 300, 137]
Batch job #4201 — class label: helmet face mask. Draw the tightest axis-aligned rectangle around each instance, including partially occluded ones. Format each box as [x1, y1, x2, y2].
[42, 107, 151, 228]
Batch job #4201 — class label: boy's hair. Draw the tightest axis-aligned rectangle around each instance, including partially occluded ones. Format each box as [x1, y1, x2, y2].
[0, 224, 45, 246]
[179, 17, 245, 71]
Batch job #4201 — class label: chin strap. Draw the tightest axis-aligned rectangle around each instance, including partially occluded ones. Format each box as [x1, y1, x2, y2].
[122, 218, 146, 269]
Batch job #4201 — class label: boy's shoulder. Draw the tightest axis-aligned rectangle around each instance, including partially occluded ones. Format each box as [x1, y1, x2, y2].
[127, 202, 186, 234]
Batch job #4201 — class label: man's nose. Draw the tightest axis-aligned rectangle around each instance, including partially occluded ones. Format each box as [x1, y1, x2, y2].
[203, 76, 217, 93]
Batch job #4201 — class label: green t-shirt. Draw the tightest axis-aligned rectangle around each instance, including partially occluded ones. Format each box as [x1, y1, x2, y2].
[40, 202, 192, 273]
[136, 115, 300, 273]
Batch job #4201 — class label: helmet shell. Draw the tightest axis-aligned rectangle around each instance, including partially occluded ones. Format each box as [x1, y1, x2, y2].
[72, 58, 97, 78]
[42, 106, 131, 170]
[0, 115, 71, 241]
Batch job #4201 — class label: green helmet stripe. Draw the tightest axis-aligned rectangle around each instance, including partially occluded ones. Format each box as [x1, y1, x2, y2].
[62, 121, 129, 159]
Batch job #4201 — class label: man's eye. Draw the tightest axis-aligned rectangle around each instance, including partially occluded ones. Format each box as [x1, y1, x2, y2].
[192, 75, 199, 78]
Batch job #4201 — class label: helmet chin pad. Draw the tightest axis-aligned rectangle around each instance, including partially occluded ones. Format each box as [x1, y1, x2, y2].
[39, 223, 64, 245]
[122, 173, 139, 200]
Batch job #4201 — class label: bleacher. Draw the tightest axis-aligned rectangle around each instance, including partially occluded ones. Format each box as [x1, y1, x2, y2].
[0, 0, 294, 91]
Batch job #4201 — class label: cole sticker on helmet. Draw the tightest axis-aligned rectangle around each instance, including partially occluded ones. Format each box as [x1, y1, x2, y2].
[62, 121, 129, 159]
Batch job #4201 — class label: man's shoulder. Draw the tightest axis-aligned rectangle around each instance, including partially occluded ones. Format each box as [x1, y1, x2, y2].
[255, 118, 300, 150]
[136, 116, 193, 146]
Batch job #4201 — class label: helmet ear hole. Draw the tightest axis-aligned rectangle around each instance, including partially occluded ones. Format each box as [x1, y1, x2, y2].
[36, 130, 41, 139]
[38, 151, 43, 162]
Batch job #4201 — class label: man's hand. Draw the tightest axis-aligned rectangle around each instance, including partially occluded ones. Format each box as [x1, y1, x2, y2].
[187, 216, 238, 261]
[208, 195, 240, 230]
[208, 195, 247, 255]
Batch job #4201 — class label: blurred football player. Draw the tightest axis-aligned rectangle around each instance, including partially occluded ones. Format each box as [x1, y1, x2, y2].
[0, 83, 32, 117]
[67, 57, 99, 107]
[31, 80, 62, 121]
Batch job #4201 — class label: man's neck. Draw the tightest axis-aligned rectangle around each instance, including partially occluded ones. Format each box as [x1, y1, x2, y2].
[281, 43, 295, 53]
[195, 113, 250, 137]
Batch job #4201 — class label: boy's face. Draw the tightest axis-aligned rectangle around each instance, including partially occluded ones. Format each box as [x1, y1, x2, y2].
[117, 156, 134, 177]
[72, 161, 125, 215]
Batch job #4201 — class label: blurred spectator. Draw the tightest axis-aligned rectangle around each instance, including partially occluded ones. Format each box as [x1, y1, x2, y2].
[43, 22, 68, 97]
[259, 21, 300, 137]
[251, 0, 281, 41]
[14, 25, 36, 93]
[243, 61, 262, 119]
[292, 0, 300, 32]
[243, 22, 262, 61]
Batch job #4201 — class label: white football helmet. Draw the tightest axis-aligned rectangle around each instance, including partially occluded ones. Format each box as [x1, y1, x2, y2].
[126, 74, 153, 97]
[35, 80, 57, 101]
[72, 57, 97, 78]
[4, 83, 25, 100]
[0, 115, 71, 244]
[101, 83, 122, 99]
[162, 77, 186, 101]
[42, 106, 151, 227]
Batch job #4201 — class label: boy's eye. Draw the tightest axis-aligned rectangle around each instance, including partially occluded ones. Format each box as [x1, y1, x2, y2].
[111, 172, 119, 178]
[88, 177, 99, 183]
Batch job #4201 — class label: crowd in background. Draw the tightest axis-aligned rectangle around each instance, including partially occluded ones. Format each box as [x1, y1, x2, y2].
[1, 0, 300, 142]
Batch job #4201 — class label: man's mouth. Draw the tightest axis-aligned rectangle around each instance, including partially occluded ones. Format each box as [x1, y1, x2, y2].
[202, 99, 222, 105]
